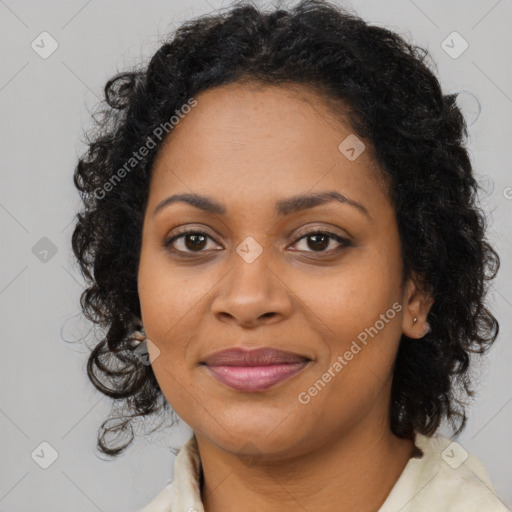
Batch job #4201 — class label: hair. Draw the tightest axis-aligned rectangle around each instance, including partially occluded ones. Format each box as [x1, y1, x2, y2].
[71, 0, 500, 456]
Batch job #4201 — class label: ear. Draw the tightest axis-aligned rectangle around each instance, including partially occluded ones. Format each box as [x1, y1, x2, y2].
[401, 272, 434, 339]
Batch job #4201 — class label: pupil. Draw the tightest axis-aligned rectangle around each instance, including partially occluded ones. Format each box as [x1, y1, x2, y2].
[182, 233, 330, 252]
[309, 233, 328, 251]
[185, 234, 207, 251]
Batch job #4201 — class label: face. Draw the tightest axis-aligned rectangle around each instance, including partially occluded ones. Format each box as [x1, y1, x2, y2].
[137, 81, 430, 459]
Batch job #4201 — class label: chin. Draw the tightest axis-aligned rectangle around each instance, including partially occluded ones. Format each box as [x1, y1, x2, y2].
[193, 407, 312, 458]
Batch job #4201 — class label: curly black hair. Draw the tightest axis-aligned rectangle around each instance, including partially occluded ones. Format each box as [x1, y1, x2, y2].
[71, 0, 500, 456]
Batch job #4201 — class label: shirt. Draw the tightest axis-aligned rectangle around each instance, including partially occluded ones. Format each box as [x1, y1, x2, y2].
[140, 431, 510, 511]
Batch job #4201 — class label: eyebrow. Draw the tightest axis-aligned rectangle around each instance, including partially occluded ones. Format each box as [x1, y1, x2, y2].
[152, 190, 371, 220]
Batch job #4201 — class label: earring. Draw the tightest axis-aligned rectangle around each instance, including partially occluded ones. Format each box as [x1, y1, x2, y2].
[413, 316, 418, 324]
[130, 325, 146, 348]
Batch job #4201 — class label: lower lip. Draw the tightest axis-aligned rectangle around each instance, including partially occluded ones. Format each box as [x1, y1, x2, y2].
[205, 362, 309, 392]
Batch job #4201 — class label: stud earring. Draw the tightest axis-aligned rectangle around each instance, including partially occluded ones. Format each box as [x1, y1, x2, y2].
[413, 316, 418, 324]
[130, 325, 146, 348]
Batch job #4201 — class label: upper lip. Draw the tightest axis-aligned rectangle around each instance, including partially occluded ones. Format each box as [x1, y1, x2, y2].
[202, 347, 310, 366]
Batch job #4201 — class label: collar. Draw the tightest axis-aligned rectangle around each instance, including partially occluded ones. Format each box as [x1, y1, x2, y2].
[141, 431, 506, 512]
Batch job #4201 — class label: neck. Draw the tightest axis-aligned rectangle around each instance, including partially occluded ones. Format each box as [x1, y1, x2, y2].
[196, 413, 416, 512]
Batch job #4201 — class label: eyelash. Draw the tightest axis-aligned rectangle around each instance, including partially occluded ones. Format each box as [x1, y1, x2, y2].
[164, 228, 351, 257]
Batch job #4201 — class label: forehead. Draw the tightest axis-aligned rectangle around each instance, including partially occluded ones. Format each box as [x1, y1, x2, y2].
[148, 82, 389, 214]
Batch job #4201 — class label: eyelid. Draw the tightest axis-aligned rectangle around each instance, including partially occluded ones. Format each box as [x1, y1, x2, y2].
[289, 229, 351, 253]
[164, 225, 351, 255]
[292, 224, 350, 241]
[165, 226, 222, 251]
[169, 224, 218, 238]
[167, 222, 350, 242]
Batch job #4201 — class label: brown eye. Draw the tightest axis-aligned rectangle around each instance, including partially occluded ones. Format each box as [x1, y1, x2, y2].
[183, 233, 208, 251]
[291, 231, 350, 254]
[164, 228, 350, 257]
[305, 233, 330, 251]
[164, 230, 220, 253]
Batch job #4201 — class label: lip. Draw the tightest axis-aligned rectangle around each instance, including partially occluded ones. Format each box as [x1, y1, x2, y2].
[202, 347, 311, 392]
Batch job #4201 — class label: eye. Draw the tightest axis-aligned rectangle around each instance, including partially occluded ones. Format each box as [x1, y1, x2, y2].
[290, 230, 351, 254]
[164, 228, 351, 256]
[164, 229, 221, 254]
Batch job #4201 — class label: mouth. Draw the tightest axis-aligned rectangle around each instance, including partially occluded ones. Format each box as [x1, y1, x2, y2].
[201, 347, 311, 392]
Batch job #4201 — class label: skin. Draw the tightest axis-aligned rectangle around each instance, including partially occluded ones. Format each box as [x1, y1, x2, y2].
[137, 81, 434, 512]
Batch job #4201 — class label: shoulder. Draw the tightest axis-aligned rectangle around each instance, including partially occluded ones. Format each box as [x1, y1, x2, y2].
[140, 481, 174, 512]
[379, 432, 510, 512]
[139, 435, 203, 512]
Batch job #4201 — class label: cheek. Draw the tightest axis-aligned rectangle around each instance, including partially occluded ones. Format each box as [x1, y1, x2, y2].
[137, 229, 404, 432]
[138, 245, 215, 338]
[293, 285, 402, 438]
[290, 250, 401, 341]
[289, 247, 403, 397]
[138, 280, 205, 378]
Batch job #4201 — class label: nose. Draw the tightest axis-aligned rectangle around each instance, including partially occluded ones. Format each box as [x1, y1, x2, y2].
[210, 248, 293, 328]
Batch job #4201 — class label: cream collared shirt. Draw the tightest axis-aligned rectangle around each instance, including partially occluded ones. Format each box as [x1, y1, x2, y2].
[141, 432, 510, 511]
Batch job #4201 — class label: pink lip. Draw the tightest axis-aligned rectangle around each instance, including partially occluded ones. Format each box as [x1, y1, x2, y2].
[202, 347, 310, 392]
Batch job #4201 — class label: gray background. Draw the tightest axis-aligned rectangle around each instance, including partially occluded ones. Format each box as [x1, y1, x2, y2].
[0, 0, 511, 510]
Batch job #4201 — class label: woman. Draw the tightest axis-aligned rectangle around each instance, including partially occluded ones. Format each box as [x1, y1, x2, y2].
[71, 1, 508, 510]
